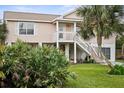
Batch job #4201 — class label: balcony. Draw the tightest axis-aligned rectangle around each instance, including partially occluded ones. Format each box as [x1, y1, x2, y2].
[54, 32, 76, 42]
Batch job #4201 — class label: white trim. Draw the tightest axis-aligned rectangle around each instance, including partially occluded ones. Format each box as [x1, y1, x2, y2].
[74, 42, 77, 63]
[53, 18, 82, 23]
[5, 19, 51, 23]
[59, 41, 74, 42]
[74, 22, 76, 32]
[56, 21, 59, 48]
[58, 19, 82, 21]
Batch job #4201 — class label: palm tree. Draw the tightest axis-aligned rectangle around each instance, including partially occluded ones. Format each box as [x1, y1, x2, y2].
[76, 5, 124, 68]
[0, 21, 7, 44]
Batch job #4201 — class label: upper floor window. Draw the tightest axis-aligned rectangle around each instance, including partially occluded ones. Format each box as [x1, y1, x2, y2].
[19, 22, 34, 35]
[59, 24, 65, 32]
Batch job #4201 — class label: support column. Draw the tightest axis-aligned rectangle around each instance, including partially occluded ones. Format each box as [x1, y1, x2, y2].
[74, 42, 77, 63]
[74, 20, 77, 63]
[74, 22, 76, 32]
[7, 42, 11, 46]
[65, 43, 69, 61]
[39, 42, 42, 47]
[56, 21, 59, 48]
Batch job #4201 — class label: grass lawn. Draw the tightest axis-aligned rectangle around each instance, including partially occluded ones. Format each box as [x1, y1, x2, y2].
[66, 64, 124, 88]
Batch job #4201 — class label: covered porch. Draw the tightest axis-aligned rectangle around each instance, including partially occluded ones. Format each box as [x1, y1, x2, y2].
[59, 42, 89, 63]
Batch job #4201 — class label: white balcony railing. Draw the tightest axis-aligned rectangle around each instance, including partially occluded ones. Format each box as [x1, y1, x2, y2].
[57, 32, 76, 42]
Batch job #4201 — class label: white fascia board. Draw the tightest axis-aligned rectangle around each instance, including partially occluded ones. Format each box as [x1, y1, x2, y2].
[52, 19, 82, 23]
[59, 19, 82, 21]
[5, 19, 52, 23]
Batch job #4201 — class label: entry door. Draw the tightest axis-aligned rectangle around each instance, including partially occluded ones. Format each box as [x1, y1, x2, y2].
[59, 24, 65, 39]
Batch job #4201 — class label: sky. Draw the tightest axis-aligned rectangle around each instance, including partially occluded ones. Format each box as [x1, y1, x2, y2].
[0, 5, 79, 19]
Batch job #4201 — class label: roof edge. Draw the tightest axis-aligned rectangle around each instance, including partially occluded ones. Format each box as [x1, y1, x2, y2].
[5, 19, 52, 23]
[4, 11, 61, 16]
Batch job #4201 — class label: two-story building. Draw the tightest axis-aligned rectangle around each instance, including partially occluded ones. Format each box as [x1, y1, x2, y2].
[4, 10, 116, 63]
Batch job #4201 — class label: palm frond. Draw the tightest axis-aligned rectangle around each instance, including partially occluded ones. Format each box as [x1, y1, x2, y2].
[76, 5, 124, 40]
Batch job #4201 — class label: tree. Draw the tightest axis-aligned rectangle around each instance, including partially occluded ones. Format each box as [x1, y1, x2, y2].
[0, 21, 7, 44]
[76, 5, 124, 68]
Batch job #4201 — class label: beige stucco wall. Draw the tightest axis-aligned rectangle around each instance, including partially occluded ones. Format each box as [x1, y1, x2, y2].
[84, 35, 116, 45]
[6, 21, 56, 43]
[6, 20, 116, 45]
[84, 35, 116, 61]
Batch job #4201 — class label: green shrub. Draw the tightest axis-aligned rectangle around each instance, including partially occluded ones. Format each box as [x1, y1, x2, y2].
[0, 44, 6, 87]
[0, 44, 5, 66]
[1, 41, 73, 88]
[108, 65, 124, 75]
[2, 41, 32, 87]
[28, 46, 70, 88]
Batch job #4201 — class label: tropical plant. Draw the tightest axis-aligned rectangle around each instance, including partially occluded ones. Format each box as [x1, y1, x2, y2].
[0, 21, 7, 87]
[1, 41, 73, 88]
[0, 21, 7, 44]
[1, 40, 32, 87]
[109, 65, 124, 75]
[29, 46, 70, 88]
[76, 5, 124, 68]
[0, 44, 5, 87]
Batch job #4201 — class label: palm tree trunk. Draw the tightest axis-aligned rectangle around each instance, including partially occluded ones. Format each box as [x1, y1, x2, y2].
[97, 33, 102, 57]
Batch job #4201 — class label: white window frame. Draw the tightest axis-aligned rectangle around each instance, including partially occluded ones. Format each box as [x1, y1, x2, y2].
[18, 22, 35, 36]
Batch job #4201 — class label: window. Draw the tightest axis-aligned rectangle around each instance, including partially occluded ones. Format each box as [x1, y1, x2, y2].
[19, 22, 34, 35]
[102, 48, 111, 59]
[59, 24, 65, 31]
[59, 24, 65, 39]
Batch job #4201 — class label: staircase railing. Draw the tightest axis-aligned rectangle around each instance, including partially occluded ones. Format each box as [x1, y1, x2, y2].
[73, 33, 112, 65]
[74, 34, 91, 55]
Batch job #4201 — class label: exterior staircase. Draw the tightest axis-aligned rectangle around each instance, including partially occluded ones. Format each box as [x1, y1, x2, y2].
[73, 33, 114, 66]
